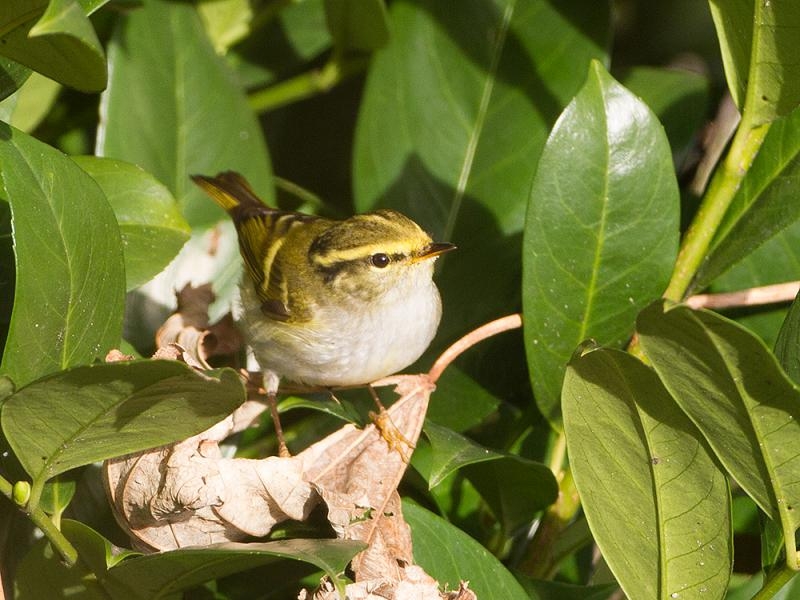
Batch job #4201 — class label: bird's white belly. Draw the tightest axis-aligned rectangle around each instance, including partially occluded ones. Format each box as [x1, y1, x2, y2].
[241, 277, 442, 386]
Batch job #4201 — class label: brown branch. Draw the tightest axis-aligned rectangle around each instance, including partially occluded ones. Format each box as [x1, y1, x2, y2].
[686, 281, 799, 310]
[427, 314, 522, 383]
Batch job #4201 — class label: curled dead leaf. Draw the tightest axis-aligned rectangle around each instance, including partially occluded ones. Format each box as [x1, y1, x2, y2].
[155, 284, 243, 368]
[105, 311, 523, 596]
[105, 349, 135, 362]
[302, 565, 476, 600]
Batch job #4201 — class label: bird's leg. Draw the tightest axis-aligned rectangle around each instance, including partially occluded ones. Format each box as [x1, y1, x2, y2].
[367, 385, 414, 462]
[263, 371, 291, 458]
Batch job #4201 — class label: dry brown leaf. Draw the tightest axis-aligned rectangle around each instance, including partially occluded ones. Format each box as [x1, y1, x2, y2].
[104, 311, 520, 596]
[155, 284, 243, 368]
[302, 565, 477, 600]
[299, 375, 433, 584]
[105, 349, 135, 362]
[103, 400, 311, 551]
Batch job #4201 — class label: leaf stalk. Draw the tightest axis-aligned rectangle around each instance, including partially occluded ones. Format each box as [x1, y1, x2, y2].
[248, 53, 370, 114]
[663, 117, 770, 302]
[0, 472, 77, 566]
[752, 565, 797, 599]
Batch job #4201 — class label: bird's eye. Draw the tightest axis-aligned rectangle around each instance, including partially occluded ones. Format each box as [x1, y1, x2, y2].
[370, 253, 390, 268]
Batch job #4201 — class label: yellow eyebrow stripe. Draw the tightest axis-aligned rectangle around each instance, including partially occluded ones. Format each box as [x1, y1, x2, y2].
[313, 240, 418, 266]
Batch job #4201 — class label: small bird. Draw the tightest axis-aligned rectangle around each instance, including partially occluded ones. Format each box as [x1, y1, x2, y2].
[192, 172, 455, 455]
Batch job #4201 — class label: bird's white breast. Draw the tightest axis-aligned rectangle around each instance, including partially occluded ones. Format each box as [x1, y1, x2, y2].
[240, 263, 442, 386]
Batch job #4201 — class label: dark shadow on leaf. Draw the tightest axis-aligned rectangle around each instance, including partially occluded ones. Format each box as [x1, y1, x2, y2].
[0, 57, 30, 102]
[405, 0, 588, 125]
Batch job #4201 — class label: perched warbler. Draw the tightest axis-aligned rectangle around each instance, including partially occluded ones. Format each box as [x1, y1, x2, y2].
[192, 172, 454, 453]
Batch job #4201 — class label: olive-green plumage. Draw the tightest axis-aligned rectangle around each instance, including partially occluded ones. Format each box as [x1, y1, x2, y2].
[192, 171, 454, 388]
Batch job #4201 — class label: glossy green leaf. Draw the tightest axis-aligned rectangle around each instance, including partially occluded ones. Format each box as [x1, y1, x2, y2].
[694, 106, 800, 290]
[354, 0, 610, 344]
[563, 347, 731, 600]
[104, 537, 364, 599]
[98, 0, 273, 229]
[523, 61, 679, 425]
[324, 0, 389, 54]
[637, 302, 800, 567]
[72, 156, 190, 291]
[1, 361, 244, 484]
[709, 0, 800, 124]
[404, 500, 528, 600]
[0, 123, 125, 388]
[0, 0, 106, 93]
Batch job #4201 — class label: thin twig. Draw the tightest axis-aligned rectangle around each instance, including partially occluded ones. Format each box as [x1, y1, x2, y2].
[427, 314, 522, 383]
[686, 281, 799, 310]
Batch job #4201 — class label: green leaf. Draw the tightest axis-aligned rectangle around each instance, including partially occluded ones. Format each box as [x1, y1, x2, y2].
[516, 578, 618, 600]
[0, 71, 61, 133]
[421, 421, 557, 533]
[523, 61, 679, 425]
[64, 519, 139, 571]
[98, 0, 273, 229]
[425, 366, 499, 432]
[0, 0, 106, 93]
[0, 57, 32, 101]
[1, 361, 244, 484]
[404, 500, 528, 600]
[324, 0, 389, 54]
[354, 0, 610, 344]
[279, 395, 361, 424]
[422, 419, 502, 488]
[462, 455, 558, 534]
[637, 301, 800, 567]
[224, 0, 332, 91]
[775, 289, 800, 384]
[198, 0, 254, 53]
[72, 157, 190, 291]
[0, 376, 14, 402]
[15, 537, 107, 600]
[0, 123, 125, 388]
[694, 106, 800, 289]
[709, 0, 800, 125]
[39, 474, 77, 520]
[562, 347, 731, 600]
[104, 537, 364, 599]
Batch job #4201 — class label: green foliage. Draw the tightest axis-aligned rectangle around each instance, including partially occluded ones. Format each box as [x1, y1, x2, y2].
[563, 346, 731, 598]
[2, 0, 800, 598]
[523, 60, 679, 425]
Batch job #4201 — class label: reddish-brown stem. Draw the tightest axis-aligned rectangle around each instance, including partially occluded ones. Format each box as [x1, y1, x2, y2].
[686, 281, 799, 310]
[427, 314, 522, 383]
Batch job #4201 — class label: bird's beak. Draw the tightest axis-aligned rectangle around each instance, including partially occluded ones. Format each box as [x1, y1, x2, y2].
[413, 242, 457, 263]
